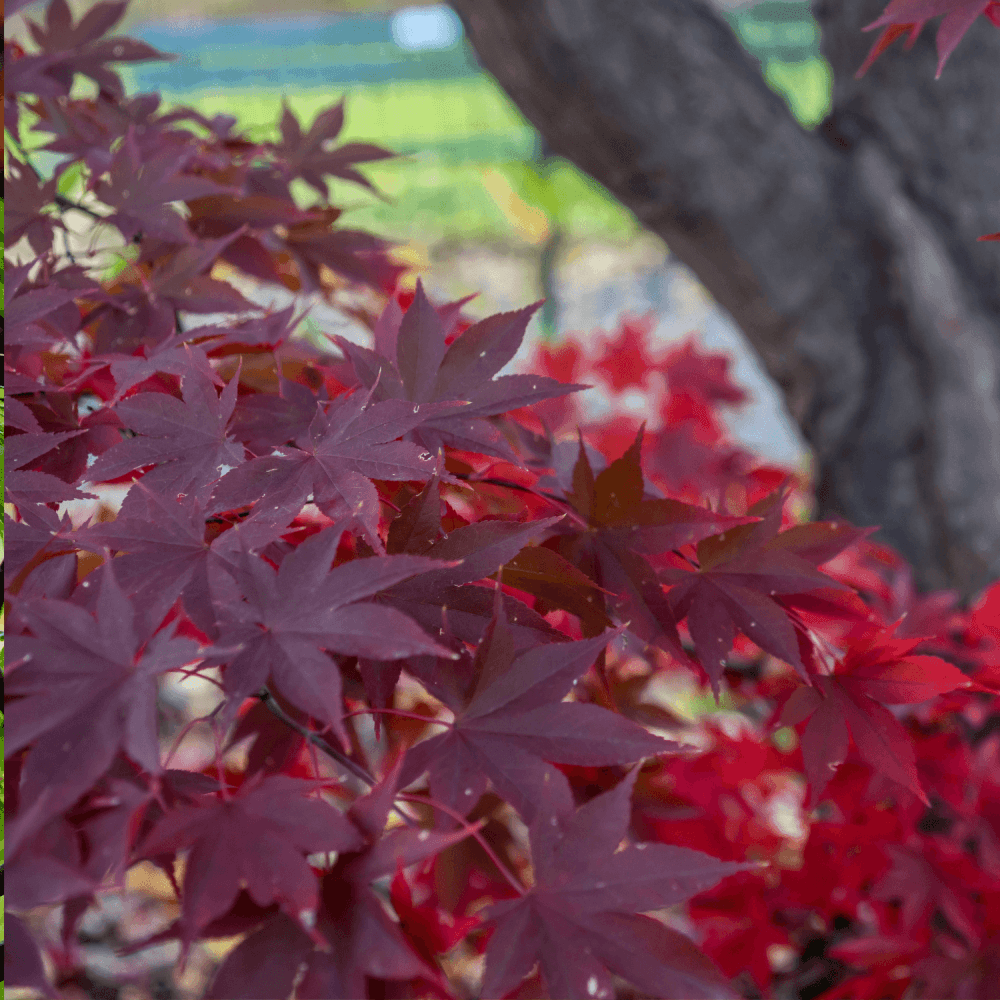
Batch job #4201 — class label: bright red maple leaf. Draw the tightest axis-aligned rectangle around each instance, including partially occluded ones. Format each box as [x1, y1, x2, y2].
[480, 767, 753, 999]
[593, 314, 660, 392]
[779, 624, 976, 804]
[663, 335, 747, 407]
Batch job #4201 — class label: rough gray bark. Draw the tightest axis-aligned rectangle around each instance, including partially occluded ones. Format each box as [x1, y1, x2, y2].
[448, 0, 1000, 597]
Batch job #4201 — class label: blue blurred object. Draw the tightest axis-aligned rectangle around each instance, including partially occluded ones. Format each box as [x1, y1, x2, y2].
[391, 5, 463, 51]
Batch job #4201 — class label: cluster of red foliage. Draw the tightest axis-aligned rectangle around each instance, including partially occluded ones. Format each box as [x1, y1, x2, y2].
[4, 1, 999, 998]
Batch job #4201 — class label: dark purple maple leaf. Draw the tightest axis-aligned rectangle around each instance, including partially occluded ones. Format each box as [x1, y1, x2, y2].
[137, 773, 365, 946]
[73, 482, 286, 637]
[5, 425, 99, 508]
[85, 369, 244, 505]
[480, 767, 753, 999]
[210, 384, 463, 544]
[4, 504, 79, 583]
[4, 915, 58, 999]
[335, 279, 588, 461]
[399, 593, 676, 822]
[273, 98, 396, 199]
[661, 490, 858, 692]
[19, 389, 122, 485]
[86, 233, 259, 352]
[11, 0, 172, 104]
[91, 133, 235, 244]
[4, 257, 95, 350]
[142, 764, 470, 998]
[5, 157, 58, 255]
[101, 337, 224, 401]
[227, 375, 327, 456]
[5, 562, 201, 859]
[189, 302, 308, 354]
[373, 474, 568, 655]
[208, 525, 462, 743]
[547, 429, 751, 665]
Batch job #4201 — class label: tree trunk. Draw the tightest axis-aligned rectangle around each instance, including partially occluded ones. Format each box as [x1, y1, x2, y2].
[448, 0, 1000, 597]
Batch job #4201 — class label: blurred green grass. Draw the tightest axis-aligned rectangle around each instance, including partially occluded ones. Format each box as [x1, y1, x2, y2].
[154, 61, 831, 246]
[20, 60, 832, 250]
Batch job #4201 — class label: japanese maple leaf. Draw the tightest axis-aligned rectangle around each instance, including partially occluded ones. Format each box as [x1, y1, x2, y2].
[335, 279, 588, 461]
[282, 217, 406, 296]
[200, 764, 470, 999]
[19, 388, 123, 485]
[210, 385, 463, 544]
[350, 482, 568, 717]
[399, 596, 676, 822]
[379, 484, 567, 649]
[87, 233, 258, 352]
[548, 428, 751, 664]
[85, 369, 244, 505]
[138, 774, 365, 946]
[5, 257, 98, 351]
[91, 134, 235, 244]
[209, 526, 460, 743]
[5, 157, 58, 255]
[102, 337, 223, 401]
[5, 915, 57, 1000]
[663, 335, 748, 406]
[274, 99, 396, 198]
[227, 374, 326, 455]
[593, 314, 660, 392]
[662, 490, 859, 693]
[74, 482, 287, 637]
[480, 768, 753, 999]
[13, 0, 171, 104]
[859, 0, 1000, 77]
[190, 302, 307, 354]
[5, 563, 201, 858]
[4, 427, 97, 511]
[871, 843, 984, 948]
[4, 504, 80, 588]
[779, 623, 975, 805]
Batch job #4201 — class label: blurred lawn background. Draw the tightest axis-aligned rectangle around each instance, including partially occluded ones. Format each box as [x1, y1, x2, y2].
[106, 1, 831, 251]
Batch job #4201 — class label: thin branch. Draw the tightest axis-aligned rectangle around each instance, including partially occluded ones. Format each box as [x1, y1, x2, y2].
[451, 470, 589, 528]
[54, 192, 106, 222]
[256, 687, 376, 788]
[7, 133, 107, 221]
[397, 792, 526, 897]
[342, 706, 454, 729]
